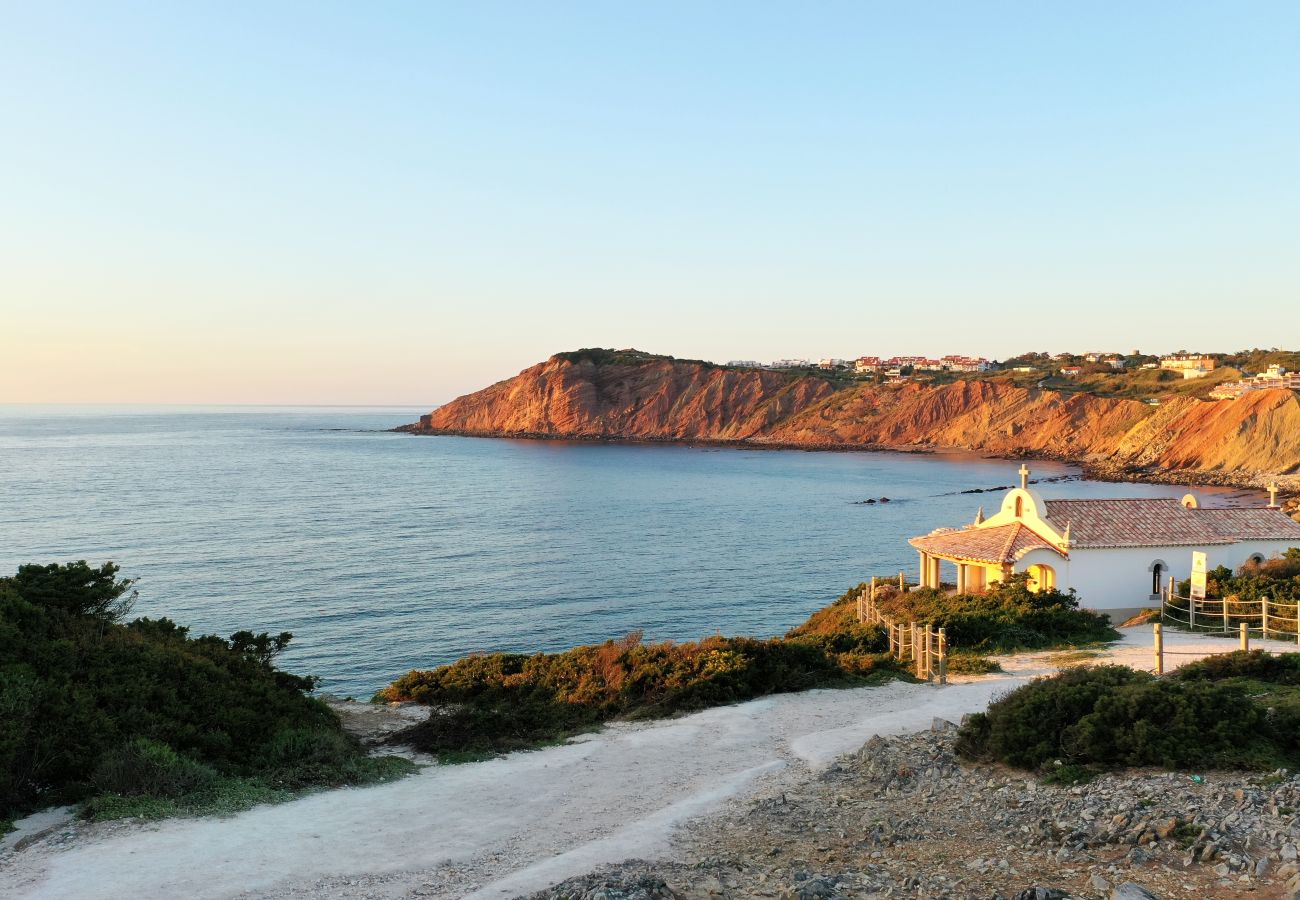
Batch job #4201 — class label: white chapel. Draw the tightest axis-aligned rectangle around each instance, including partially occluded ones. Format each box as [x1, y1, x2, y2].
[908, 466, 1300, 621]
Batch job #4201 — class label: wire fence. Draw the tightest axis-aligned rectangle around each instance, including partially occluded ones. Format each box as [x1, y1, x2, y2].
[855, 575, 947, 684]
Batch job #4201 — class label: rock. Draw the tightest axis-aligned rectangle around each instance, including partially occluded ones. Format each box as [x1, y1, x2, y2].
[1111, 883, 1160, 900]
[1154, 817, 1178, 839]
[930, 717, 957, 733]
[1283, 843, 1299, 862]
[1090, 873, 1112, 892]
[1014, 889, 1070, 900]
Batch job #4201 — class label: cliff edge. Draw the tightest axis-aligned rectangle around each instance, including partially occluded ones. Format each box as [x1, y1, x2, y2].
[408, 350, 1300, 488]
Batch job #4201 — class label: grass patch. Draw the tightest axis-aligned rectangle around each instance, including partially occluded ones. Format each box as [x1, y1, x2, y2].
[1046, 649, 1103, 667]
[946, 654, 1002, 675]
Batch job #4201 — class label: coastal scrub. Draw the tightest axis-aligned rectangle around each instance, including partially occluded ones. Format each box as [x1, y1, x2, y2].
[0, 562, 415, 825]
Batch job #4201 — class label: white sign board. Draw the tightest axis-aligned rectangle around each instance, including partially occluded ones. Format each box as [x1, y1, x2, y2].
[1190, 551, 1207, 600]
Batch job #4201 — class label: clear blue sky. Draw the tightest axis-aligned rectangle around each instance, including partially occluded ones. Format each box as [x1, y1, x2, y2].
[3, 2, 1298, 404]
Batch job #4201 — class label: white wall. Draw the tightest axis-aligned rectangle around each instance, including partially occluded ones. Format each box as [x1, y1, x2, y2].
[1014, 541, 1300, 613]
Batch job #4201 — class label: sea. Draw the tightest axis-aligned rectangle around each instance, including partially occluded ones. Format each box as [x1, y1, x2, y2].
[0, 405, 1261, 697]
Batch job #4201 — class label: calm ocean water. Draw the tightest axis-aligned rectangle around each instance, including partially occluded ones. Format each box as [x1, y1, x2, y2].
[0, 406, 1255, 696]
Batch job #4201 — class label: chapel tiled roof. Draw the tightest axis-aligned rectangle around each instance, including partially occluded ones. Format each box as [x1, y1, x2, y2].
[908, 522, 1065, 564]
[1194, 507, 1300, 541]
[1042, 498, 1238, 548]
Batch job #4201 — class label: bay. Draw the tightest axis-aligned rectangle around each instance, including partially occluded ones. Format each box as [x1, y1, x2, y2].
[0, 405, 1251, 696]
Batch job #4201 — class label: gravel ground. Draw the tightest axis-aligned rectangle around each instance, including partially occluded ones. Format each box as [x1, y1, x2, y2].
[529, 721, 1300, 899]
[4, 628, 1298, 899]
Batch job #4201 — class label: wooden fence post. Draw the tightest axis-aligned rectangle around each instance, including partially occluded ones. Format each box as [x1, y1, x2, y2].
[1223, 592, 1230, 634]
[899, 571, 905, 593]
[1189, 594, 1196, 630]
[1263, 597, 1271, 640]
[937, 627, 947, 685]
[1240, 621, 1249, 652]
[922, 625, 932, 681]
[1153, 623, 1163, 675]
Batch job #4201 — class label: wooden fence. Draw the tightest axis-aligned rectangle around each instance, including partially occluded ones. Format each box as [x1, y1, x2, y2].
[1153, 579, 1300, 674]
[1159, 577, 1300, 643]
[855, 574, 947, 684]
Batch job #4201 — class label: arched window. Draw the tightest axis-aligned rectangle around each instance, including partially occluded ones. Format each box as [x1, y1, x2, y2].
[1151, 562, 1163, 595]
[1014, 496, 1024, 518]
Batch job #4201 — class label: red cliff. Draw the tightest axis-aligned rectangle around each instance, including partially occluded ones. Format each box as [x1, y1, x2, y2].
[411, 350, 1300, 488]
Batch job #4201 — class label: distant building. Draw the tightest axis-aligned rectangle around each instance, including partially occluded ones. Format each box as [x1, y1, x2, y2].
[1141, 362, 1159, 369]
[1104, 357, 1126, 370]
[769, 358, 809, 369]
[1160, 354, 1217, 379]
[1209, 365, 1300, 400]
[818, 358, 849, 370]
[1012, 366, 1036, 373]
[727, 360, 762, 368]
[1060, 366, 1083, 377]
[854, 356, 882, 374]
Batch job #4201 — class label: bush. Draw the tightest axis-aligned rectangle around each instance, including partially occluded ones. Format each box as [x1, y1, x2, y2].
[0, 561, 416, 823]
[93, 739, 219, 799]
[381, 590, 902, 755]
[874, 575, 1117, 652]
[957, 663, 1297, 773]
[1174, 650, 1300, 685]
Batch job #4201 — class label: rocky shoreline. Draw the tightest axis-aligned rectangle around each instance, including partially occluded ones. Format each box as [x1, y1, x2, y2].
[528, 722, 1300, 899]
[401, 427, 1298, 499]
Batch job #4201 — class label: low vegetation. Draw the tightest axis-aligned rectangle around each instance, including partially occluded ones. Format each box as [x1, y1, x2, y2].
[1177, 548, 1300, 606]
[379, 626, 899, 755]
[381, 577, 1114, 756]
[871, 575, 1119, 652]
[956, 651, 1300, 775]
[0, 562, 414, 825]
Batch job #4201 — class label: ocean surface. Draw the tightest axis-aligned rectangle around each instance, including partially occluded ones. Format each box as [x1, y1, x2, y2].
[0, 405, 1260, 696]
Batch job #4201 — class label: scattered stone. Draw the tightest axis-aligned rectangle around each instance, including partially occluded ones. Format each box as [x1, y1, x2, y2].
[1111, 883, 1160, 900]
[527, 728, 1300, 900]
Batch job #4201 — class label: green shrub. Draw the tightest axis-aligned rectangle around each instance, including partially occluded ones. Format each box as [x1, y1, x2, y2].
[381, 600, 902, 756]
[93, 738, 219, 799]
[0, 561, 415, 823]
[957, 663, 1297, 773]
[1174, 650, 1300, 685]
[874, 575, 1117, 652]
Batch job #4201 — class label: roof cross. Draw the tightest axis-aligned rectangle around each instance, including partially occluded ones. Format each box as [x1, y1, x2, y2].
[1018, 464, 1030, 491]
[1268, 482, 1280, 508]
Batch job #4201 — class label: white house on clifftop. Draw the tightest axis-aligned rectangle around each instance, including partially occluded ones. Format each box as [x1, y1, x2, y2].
[909, 466, 1300, 621]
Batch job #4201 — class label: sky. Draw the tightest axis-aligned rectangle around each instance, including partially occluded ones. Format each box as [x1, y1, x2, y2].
[2, 2, 1298, 405]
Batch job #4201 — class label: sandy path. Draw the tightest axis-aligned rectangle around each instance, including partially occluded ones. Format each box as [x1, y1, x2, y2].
[1, 627, 1290, 900]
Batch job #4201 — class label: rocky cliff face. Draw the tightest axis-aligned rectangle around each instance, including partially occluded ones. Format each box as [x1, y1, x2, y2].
[411, 352, 1300, 488]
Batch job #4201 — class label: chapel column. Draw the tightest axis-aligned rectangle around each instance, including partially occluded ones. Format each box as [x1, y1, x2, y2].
[956, 563, 967, 594]
[918, 551, 928, 588]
